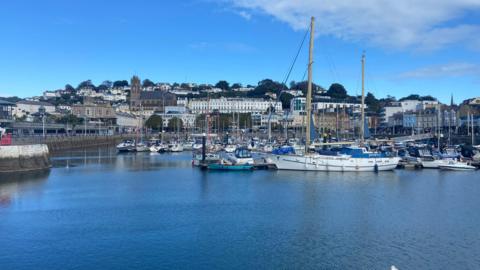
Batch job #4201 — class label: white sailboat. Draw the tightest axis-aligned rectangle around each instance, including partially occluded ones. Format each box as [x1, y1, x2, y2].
[269, 17, 400, 172]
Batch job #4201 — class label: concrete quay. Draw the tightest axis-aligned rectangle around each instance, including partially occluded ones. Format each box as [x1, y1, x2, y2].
[0, 144, 50, 173]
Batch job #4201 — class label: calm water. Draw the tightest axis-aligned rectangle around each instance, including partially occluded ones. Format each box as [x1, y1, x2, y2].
[1, 148, 480, 270]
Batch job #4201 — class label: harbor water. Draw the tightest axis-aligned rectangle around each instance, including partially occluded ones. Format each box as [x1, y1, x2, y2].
[1, 148, 479, 269]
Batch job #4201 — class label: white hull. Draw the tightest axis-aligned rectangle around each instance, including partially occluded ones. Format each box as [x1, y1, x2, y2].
[421, 159, 450, 169]
[269, 154, 400, 172]
[439, 162, 476, 171]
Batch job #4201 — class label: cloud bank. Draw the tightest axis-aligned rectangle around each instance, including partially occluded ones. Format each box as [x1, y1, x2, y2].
[223, 0, 480, 50]
[398, 62, 480, 79]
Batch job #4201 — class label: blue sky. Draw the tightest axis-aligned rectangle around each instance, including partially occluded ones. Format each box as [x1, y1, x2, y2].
[0, 0, 479, 103]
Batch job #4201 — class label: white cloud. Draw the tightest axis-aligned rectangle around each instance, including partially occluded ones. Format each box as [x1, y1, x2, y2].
[398, 62, 480, 78]
[223, 0, 480, 50]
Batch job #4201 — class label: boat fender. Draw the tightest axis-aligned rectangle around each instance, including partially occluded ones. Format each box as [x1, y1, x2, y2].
[374, 163, 379, 173]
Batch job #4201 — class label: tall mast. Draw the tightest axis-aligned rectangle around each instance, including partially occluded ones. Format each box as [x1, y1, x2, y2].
[360, 52, 365, 144]
[305, 17, 315, 151]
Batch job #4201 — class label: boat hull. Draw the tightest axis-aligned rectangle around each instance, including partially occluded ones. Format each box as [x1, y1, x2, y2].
[207, 164, 254, 171]
[269, 154, 400, 172]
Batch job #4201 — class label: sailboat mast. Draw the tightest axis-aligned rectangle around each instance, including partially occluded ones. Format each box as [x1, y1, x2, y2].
[305, 17, 315, 151]
[360, 52, 365, 144]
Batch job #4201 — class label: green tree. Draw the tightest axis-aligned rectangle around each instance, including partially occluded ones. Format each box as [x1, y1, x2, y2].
[145, 115, 163, 131]
[56, 114, 84, 128]
[365, 92, 381, 114]
[215, 80, 230, 91]
[113, 80, 129, 88]
[167, 117, 183, 131]
[77, 80, 95, 90]
[65, 84, 75, 92]
[231, 83, 242, 89]
[142, 79, 155, 88]
[326, 83, 348, 99]
[279, 92, 294, 109]
[248, 79, 287, 98]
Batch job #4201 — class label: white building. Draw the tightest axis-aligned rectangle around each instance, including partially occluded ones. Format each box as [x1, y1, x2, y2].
[14, 100, 56, 117]
[188, 98, 282, 114]
[382, 99, 439, 124]
[43, 91, 60, 99]
[116, 112, 142, 131]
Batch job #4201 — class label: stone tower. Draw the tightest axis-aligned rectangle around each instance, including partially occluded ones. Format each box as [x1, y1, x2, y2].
[130, 75, 141, 111]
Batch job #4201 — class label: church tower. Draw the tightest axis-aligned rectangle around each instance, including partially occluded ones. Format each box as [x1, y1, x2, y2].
[130, 75, 141, 111]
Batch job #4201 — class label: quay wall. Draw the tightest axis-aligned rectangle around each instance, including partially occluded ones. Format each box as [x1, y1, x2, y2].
[0, 144, 50, 173]
[12, 135, 129, 152]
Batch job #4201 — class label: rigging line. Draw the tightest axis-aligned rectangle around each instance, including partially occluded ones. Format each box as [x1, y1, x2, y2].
[282, 27, 310, 85]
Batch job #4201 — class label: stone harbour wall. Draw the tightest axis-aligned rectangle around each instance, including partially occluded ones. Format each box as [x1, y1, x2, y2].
[0, 144, 51, 173]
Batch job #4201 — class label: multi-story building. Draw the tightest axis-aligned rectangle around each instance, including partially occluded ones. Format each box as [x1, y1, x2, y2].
[0, 99, 15, 126]
[188, 98, 282, 114]
[14, 100, 56, 118]
[71, 102, 116, 125]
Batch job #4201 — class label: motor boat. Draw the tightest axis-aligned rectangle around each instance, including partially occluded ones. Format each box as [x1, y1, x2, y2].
[150, 143, 169, 153]
[224, 145, 236, 153]
[182, 141, 195, 151]
[226, 147, 254, 165]
[116, 140, 136, 153]
[192, 152, 220, 166]
[135, 142, 150, 152]
[439, 160, 476, 171]
[169, 143, 184, 152]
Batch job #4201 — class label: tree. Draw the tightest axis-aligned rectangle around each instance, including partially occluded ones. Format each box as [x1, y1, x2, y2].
[279, 92, 294, 109]
[113, 80, 129, 88]
[77, 80, 95, 90]
[145, 115, 163, 131]
[65, 84, 75, 92]
[231, 83, 242, 89]
[365, 92, 381, 114]
[326, 83, 348, 99]
[180, 83, 191, 90]
[399, 94, 437, 102]
[56, 114, 84, 127]
[248, 79, 287, 98]
[142, 79, 155, 88]
[167, 117, 183, 131]
[101, 80, 112, 89]
[215, 80, 230, 91]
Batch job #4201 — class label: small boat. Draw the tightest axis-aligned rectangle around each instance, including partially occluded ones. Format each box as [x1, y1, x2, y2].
[169, 143, 184, 152]
[224, 144, 236, 153]
[439, 160, 476, 171]
[150, 143, 169, 153]
[192, 152, 220, 166]
[135, 142, 150, 152]
[116, 140, 136, 153]
[226, 147, 254, 165]
[182, 141, 195, 151]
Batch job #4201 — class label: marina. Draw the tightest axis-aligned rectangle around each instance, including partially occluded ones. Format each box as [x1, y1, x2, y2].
[1, 147, 480, 269]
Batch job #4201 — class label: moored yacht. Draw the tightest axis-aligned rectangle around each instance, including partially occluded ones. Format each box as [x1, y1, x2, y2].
[116, 140, 136, 153]
[268, 17, 399, 172]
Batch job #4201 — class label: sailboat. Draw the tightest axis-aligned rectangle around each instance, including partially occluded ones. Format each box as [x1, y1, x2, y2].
[269, 17, 400, 172]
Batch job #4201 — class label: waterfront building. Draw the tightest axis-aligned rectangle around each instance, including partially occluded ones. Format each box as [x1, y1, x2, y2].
[71, 102, 116, 125]
[0, 99, 15, 126]
[14, 100, 55, 118]
[188, 98, 282, 114]
[116, 112, 142, 133]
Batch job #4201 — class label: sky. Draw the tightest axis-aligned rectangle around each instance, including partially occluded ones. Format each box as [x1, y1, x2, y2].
[0, 0, 479, 103]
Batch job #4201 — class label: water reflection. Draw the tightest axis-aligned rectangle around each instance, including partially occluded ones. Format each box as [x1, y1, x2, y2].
[0, 169, 50, 207]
